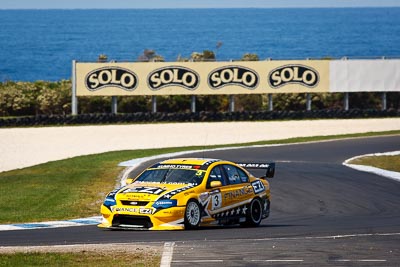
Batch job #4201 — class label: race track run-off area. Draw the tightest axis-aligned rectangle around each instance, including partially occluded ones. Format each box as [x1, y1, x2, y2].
[0, 130, 399, 266]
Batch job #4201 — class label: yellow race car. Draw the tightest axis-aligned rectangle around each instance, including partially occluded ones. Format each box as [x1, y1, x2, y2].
[98, 158, 275, 230]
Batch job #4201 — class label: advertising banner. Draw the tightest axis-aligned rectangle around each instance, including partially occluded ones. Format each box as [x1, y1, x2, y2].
[329, 59, 400, 92]
[75, 60, 330, 96]
[75, 59, 400, 96]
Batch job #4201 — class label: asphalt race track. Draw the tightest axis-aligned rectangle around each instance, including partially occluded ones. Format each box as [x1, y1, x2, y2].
[1, 135, 400, 266]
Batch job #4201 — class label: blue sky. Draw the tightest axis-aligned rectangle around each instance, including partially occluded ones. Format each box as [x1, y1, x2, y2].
[1, 0, 400, 9]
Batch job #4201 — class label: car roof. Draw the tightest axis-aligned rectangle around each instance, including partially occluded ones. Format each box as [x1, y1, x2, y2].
[159, 158, 224, 166]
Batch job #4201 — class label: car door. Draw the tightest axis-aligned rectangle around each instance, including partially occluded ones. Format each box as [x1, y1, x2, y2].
[204, 165, 226, 215]
[205, 164, 253, 221]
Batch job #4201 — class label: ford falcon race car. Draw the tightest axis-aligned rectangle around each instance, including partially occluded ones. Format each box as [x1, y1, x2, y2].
[98, 158, 275, 230]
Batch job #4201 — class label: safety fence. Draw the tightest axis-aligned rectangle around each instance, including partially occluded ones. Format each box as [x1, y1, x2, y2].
[1, 109, 399, 127]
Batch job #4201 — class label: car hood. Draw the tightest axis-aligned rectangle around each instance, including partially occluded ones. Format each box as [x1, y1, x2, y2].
[116, 182, 197, 202]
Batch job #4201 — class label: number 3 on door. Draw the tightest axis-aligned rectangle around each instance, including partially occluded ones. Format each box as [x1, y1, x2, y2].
[212, 193, 222, 210]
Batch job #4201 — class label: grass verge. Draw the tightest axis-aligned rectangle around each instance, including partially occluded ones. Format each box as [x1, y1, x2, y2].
[0, 251, 161, 267]
[348, 155, 400, 172]
[0, 130, 399, 224]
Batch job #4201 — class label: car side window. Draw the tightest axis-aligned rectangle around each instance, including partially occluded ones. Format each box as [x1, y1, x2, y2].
[223, 165, 246, 185]
[207, 166, 226, 188]
[237, 168, 249, 183]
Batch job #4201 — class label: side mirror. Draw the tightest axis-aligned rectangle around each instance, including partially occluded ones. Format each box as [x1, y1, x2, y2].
[265, 163, 275, 178]
[210, 181, 222, 188]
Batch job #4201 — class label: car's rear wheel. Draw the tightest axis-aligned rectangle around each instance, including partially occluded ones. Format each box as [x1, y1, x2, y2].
[184, 200, 201, 229]
[241, 198, 262, 227]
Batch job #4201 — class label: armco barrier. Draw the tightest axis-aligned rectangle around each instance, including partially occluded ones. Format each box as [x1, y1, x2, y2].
[0, 109, 399, 128]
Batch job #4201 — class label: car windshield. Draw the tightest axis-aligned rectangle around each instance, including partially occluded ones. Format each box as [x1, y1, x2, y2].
[135, 168, 205, 185]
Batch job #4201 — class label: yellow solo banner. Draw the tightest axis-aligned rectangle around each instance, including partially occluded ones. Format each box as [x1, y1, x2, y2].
[75, 60, 330, 96]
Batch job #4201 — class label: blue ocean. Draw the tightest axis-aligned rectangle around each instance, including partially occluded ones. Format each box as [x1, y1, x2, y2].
[0, 8, 399, 81]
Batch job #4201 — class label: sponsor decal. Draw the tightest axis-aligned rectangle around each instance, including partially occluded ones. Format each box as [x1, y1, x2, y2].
[124, 194, 148, 200]
[208, 65, 259, 89]
[153, 199, 178, 209]
[157, 164, 193, 169]
[139, 208, 153, 214]
[268, 64, 319, 88]
[251, 180, 266, 194]
[224, 186, 253, 200]
[238, 163, 271, 168]
[112, 207, 138, 213]
[123, 186, 166, 195]
[148, 66, 200, 90]
[85, 67, 138, 91]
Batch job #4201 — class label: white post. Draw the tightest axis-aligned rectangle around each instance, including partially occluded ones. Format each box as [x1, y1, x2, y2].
[152, 96, 157, 113]
[382, 92, 387, 111]
[344, 92, 349, 111]
[229, 95, 235, 112]
[111, 96, 118, 114]
[341, 57, 349, 111]
[306, 93, 312, 111]
[191, 95, 196, 113]
[268, 93, 273, 111]
[71, 60, 78, 115]
[381, 56, 387, 111]
[305, 58, 311, 111]
[229, 59, 235, 112]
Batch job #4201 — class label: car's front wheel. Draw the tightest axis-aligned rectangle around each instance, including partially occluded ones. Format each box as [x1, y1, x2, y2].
[184, 200, 201, 229]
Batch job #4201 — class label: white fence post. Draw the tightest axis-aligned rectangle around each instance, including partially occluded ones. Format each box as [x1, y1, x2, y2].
[344, 92, 349, 111]
[268, 93, 273, 111]
[71, 60, 78, 115]
[111, 96, 118, 114]
[382, 92, 387, 110]
[306, 93, 312, 111]
[191, 95, 196, 113]
[229, 95, 235, 112]
[152, 96, 157, 113]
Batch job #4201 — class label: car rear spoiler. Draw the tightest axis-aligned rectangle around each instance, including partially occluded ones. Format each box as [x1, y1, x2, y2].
[237, 162, 275, 178]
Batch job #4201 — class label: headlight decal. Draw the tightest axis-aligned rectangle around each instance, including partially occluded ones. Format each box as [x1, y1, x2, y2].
[103, 196, 117, 211]
[103, 188, 123, 210]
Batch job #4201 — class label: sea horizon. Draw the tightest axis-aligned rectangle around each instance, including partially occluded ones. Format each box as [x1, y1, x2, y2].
[1, 7, 399, 81]
[1, 6, 400, 10]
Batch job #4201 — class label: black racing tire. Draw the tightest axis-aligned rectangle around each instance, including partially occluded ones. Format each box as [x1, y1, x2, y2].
[184, 199, 202, 229]
[241, 198, 263, 227]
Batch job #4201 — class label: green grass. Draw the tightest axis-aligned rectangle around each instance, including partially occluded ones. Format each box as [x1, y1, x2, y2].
[0, 130, 399, 224]
[0, 252, 160, 267]
[348, 155, 400, 172]
[0, 147, 202, 223]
